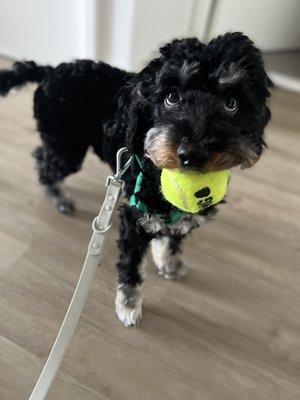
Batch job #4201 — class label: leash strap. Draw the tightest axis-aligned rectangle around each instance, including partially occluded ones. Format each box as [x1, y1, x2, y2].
[29, 148, 132, 400]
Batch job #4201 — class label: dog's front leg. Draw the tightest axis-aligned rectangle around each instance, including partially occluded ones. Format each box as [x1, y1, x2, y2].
[115, 206, 151, 327]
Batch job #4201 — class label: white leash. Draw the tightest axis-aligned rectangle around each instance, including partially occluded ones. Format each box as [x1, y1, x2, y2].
[29, 148, 133, 400]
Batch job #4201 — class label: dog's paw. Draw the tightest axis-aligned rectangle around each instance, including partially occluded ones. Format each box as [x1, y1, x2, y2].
[54, 197, 75, 215]
[45, 184, 75, 215]
[115, 285, 143, 327]
[116, 303, 142, 327]
[158, 260, 187, 280]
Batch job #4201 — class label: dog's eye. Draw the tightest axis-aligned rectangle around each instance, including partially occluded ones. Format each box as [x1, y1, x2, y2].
[165, 89, 180, 106]
[223, 97, 238, 113]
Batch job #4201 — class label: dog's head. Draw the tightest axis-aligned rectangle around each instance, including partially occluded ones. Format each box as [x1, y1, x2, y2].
[120, 32, 271, 171]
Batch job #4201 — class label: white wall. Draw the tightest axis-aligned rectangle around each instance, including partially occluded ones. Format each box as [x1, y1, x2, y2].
[99, 0, 300, 71]
[0, 0, 299, 69]
[130, 0, 195, 70]
[96, 0, 136, 70]
[0, 0, 91, 64]
[206, 0, 300, 52]
[97, 0, 195, 71]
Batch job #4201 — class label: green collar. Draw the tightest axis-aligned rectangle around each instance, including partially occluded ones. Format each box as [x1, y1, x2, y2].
[129, 171, 149, 213]
[129, 156, 185, 225]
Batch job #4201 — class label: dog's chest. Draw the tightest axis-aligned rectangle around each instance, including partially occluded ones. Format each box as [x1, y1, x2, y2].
[138, 213, 208, 236]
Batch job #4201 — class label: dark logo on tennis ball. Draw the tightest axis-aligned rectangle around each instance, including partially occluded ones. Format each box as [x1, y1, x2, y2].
[194, 187, 213, 208]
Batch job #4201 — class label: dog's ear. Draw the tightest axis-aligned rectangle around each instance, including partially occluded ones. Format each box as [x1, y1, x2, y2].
[207, 32, 272, 98]
[118, 60, 161, 155]
[118, 82, 146, 155]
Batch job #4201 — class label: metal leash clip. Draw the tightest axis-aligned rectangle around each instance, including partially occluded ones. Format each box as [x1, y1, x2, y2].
[94, 147, 133, 237]
[106, 147, 133, 187]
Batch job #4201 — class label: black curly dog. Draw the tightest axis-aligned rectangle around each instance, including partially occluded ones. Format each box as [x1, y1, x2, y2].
[0, 33, 271, 326]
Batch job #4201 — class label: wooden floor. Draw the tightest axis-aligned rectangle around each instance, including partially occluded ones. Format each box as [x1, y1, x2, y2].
[0, 59, 300, 400]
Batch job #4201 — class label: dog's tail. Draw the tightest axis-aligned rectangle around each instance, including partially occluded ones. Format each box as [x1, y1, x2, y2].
[0, 61, 53, 96]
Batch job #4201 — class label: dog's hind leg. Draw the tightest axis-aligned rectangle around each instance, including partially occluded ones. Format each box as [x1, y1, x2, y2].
[32, 145, 88, 214]
[151, 235, 187, 280]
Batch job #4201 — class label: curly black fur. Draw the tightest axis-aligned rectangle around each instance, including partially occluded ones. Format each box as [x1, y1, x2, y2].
[0, 33, 271, 325]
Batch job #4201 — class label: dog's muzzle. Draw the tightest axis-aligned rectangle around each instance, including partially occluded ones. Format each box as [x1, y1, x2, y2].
[144, 127, 262, 171]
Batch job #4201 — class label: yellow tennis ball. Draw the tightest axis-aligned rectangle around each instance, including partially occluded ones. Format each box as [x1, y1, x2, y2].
[161, 169, 231, 213]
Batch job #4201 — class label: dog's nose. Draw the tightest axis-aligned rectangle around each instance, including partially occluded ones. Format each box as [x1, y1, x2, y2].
[177, 144, 209, 168]
[177, 145, 191, 166]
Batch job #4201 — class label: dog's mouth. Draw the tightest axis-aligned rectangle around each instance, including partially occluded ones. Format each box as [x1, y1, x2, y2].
[201, 149, 260, 172]
[144, 149, 181, 169]
[145, 144, 260, 171]
[144, 127, 262, 171]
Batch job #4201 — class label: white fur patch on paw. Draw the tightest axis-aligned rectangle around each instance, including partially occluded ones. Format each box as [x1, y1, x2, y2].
[160, 261, 188, 280]
[115, 285, 143, 327]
